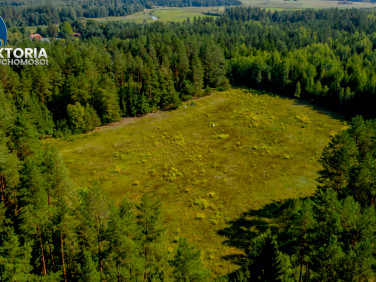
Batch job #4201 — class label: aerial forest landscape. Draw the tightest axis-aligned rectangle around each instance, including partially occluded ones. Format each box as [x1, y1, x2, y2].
[1, 0, 376, 281]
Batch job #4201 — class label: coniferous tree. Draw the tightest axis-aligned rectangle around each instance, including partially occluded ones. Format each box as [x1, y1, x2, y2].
[191, 54, 204, 96]
[0, 226, 34, 281]
[81, 183, 112, 273]
[318, 116, 376, 207]
[79, 251, 101, 282]
[241, 229, 288, 281]
[104, 198, 144, 281]
[170, 237, 209, 282]
[137, 194, 167, 281]
[159, 56, 181, 110]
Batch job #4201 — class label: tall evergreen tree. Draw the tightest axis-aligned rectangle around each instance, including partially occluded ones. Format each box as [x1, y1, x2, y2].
[170, 237, 209, 282]
[241, 229, 288, 281]
[137, 194, 167, 281]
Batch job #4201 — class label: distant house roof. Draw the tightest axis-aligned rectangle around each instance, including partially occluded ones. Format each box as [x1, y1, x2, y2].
[73, 31, 81, 37]
[29, 34, 43, 39]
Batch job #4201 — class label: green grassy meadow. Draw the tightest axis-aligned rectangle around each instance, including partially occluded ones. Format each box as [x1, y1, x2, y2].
[93, 7, 223, 23]
[93, 12, 151, 23]
[151, 7, 224, 21]
[51, 88, 346, 277]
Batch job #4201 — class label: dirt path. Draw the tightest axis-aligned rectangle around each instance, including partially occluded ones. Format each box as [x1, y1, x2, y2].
[90, 93, 216, 133]
[90, 112, 160, 133]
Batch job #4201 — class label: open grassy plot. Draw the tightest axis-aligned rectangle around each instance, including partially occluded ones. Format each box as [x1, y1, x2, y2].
[93, 7, 223, 23]
[93, 11, 152, 23]
[51, 88, 345, 277]
[151, 7, 224, 22]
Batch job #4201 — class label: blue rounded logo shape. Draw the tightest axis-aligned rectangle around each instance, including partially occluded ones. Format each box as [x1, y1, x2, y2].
[0, 16, 7, 47]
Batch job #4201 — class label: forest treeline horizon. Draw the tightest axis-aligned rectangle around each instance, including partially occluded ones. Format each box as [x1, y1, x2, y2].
[0, 0, 241, 27]
[1, 8, 376, 137]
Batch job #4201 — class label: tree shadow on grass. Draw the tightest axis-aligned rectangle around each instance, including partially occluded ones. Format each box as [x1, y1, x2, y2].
[292, 98, 346, 122]
[234, 86, 346, 122]
[218, 197, 307, 266]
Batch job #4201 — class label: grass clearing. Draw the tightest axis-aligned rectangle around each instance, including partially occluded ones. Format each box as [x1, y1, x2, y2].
[93, 11, 152, 23]
[151, 7, 224, 22]
[93, 7, 224, 23]
[51, 88, 345, 277]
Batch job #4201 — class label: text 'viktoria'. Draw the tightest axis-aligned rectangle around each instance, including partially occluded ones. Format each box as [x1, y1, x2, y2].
[0, 48, 48, 65]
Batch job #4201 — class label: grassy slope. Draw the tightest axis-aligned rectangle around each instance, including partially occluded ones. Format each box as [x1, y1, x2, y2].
[51, 88, 346, 277]
[93, 7, 223, 23]
[92, 11, 152, 23]
[151, 7, 225, 21]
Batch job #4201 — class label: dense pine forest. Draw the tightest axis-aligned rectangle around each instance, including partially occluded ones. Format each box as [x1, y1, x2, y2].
[0, 0, 241, 26]
[3, 8, 376, 137]
[2, 6, 376, 280]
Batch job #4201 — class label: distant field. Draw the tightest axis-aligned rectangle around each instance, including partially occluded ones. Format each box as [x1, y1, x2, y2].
[52, 88, 345, 277]
[93, 7, 224, 23]
[151, 7, 225, 21]
[241, 0, 376, 9]
[92, 11, 151, 23]
[92, 3, 376, 23]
